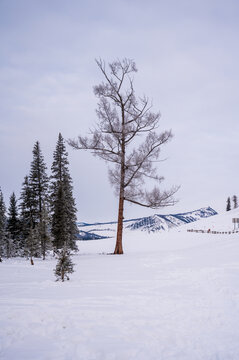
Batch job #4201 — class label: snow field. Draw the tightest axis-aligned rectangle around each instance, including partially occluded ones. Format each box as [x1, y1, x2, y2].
[1, 218, 239, 359]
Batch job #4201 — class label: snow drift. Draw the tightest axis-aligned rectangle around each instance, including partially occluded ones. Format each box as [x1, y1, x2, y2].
[1, 209, 239, 359]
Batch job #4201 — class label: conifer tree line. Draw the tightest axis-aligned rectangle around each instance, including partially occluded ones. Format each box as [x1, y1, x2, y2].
[0, 133, 78, 263]
[226, 195, 238, 211]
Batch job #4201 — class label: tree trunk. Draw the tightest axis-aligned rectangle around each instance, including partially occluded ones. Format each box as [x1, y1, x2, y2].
[114, 105, 125, 255]
[114, 193, 124, 254]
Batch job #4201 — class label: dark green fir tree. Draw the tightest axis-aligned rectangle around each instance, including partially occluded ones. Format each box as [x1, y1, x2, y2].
[50, 133, 78, 251]
[0, 188, 7, 261]
[7, 192, 21, 255]
[19, 175, 37, 240]
[37, 203, 53, 260]
[24, 226, 41, 265]
[29, 141, 49, 220]
[29, 141, 49, 257]
[232, 195, 238, 209]
[54, 246, 74, 281]
[226, 197, 231, 211]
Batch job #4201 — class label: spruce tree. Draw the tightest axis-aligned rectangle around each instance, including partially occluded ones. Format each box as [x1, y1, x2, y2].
[29, 141, 49, 257]
[232, 195, 238, 209]
[4, 233, 16, 258]
[37, 203, 53, 260]
[0, 188, 7, 261]
[24, 226, 41, 265]
[7, 192, 21, 255]
[19, 175, 37, 239]
[50, 133, 78, 251]
[226, 197, 231, 211]
[29, 141, 49, 221]
[54, 246, 74, 281]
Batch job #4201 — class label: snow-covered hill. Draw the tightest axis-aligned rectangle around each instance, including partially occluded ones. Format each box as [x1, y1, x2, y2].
[1, 208, 239, 359]
[183, 206, 239, 232]
[78, 206, 217, 239]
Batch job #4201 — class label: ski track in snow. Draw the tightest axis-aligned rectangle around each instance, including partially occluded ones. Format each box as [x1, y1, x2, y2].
[1, 213, 239, 359]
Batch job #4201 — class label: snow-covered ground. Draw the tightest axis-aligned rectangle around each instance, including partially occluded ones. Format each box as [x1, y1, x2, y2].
[1, 210, 239, 359]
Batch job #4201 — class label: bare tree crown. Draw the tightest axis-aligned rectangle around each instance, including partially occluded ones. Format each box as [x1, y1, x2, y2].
[69, 58, 178, 209]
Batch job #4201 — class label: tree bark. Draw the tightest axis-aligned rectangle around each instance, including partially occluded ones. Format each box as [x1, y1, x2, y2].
[114, 102, 125, 254]
[114, 192, 124, 254]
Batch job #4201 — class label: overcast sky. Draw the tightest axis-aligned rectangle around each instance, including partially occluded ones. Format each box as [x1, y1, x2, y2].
[1, 0, 239, 222]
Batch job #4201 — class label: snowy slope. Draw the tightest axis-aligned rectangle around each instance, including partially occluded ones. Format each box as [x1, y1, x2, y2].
[78, 206, 217, 238]
[1, 209, 239, 359]
[184, 207, 239, 232]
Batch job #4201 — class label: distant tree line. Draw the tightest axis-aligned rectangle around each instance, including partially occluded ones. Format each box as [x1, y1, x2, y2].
[226, 195, 238, 211]
[0, 133, 78, 279]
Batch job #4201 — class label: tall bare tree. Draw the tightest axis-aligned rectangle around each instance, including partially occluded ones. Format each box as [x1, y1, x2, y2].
[69, 58, 178, 254]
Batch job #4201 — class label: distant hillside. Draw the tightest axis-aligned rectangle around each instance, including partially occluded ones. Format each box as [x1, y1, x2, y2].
[126, 207, 217, 232]
[77, 230, 108, 241]
[77, 206, 217, 240]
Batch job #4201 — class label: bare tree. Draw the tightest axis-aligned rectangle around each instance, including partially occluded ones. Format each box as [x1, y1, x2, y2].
[69, 58, 178, 254]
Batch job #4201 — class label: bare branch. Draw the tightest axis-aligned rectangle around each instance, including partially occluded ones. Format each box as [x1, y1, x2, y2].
[124, 130, 173, 188]
[68, 58, 178, 254]
[125, 185, 180, 209]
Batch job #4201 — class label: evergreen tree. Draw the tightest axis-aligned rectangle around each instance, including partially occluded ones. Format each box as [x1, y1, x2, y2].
[29, 141, 49, 257]
[37, 203, 53, 260]
[0, 188, 7, 261]
[54, 246, 74, 281]
[4, 233, 17, 258]
[51, 184, 69, 250]
[29, 141, 49, 221]
[24, 226, 41, 265]
[7, 192, 21, 255]
[232, 195, 238, 209]
[50, 133, 78, 251]
[226, 197, 231, 211]
[19, 176, 37, 239]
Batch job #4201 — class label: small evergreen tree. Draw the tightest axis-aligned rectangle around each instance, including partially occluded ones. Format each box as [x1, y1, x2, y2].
[20, 175, 38, 238]
[50, 133, 78, 251]
[0, 188, 7, 261]
[29, 141, 49, 220]
[24, 226, 41, 265]
[232, 195, 238, 209]
[37, 203, 53, 260]
[226, 197, 231, 211]
[7, 192, 21, 256]
[51, 184, 69, 249]
[54, 247, 74, 281]
[4, 233, 17, 258]
[29, 141, 50, 257]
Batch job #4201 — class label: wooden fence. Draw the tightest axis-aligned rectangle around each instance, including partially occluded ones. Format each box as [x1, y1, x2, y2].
[187, 229, 239, 234]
